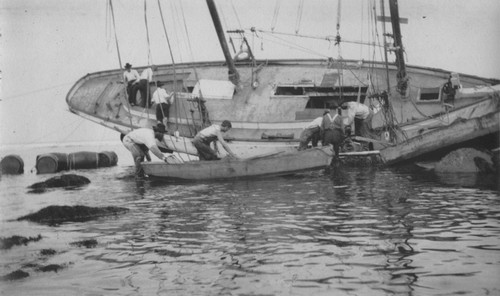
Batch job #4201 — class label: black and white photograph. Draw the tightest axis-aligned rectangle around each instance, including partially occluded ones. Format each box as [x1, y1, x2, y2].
[1, 0, 499, 295]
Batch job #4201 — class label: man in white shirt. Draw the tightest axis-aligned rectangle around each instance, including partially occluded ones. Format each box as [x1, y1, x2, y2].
[152, 85, 173, 126]
[298, 111, 328, 150]
[137, 65, 158, 108]
[122, 123, 169, 177]
[123, 63, 140, 105]
[341, 101, 373, 138]
[192, 120, 238, 161]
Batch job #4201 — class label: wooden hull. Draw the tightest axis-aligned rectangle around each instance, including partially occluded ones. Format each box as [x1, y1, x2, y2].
[66, 59, 499, 136]
[381, 111, 500, 165]
[142, 146, 334, 180]
[66, 59, 499, 160]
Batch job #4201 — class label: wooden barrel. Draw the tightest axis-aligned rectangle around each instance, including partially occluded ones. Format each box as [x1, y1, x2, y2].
[36, 153, 69, 174]
[68, 151, 100, 170]
[98, 151, 118, 167]
[0, 155, 24, 175]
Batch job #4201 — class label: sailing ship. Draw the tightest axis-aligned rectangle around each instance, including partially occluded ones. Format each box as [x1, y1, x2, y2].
[66, 0, 500, 162]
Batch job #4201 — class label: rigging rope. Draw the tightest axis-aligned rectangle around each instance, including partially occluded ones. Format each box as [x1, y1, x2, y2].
[141, 0, 152, 121]
[108, 0, 123, 68]
[157, 0, 177, 108]
[295, 0, 304, 34]
[271, 0, 281, 32]
[230, 1, 243, 30]
[108, 0, 134, 130]
[143, 0, 153, 65]
[158, 0, 196, 162]
[335, 0, 343, 102]
[177, 0, 211, 129]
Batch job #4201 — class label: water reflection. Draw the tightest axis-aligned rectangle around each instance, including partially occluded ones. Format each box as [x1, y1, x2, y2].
[1, 164, 499, 295]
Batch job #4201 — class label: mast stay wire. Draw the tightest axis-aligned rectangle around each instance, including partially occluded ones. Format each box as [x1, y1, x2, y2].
[170, 0, 201, 137]
[271, 0, 281, 32]
[179, 0, 210, 134]
[108, 0, 134, 130]
[157, 0, 177, 121]
[141, 0, 152, 121]
[370, 0, 405, 141]
[295, 0, 304, 34]
[256, 31, 327, 58]
[177, 0, 212, 132]
[158, 0, 196, 162]
[335, 0, 344, 104]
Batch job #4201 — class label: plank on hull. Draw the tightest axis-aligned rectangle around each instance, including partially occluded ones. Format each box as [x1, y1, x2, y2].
[380, 111, 500, 165]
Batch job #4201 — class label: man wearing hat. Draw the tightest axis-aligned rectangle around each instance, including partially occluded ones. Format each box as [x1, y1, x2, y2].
[122, 123, 169, 177]
[123, 63, 140, 105]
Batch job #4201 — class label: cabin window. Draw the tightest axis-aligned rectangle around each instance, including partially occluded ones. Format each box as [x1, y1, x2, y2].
[275, 85, 308, 96]
[417, 87, 441, 102]
[305, 86, 367, 109]
[274, 84, 367, 105]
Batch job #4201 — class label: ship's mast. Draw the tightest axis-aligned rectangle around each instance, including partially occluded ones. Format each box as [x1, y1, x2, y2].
[206, 0, 240, 86]
[388, 0, 408, 96]
[380, 0, 391, 93]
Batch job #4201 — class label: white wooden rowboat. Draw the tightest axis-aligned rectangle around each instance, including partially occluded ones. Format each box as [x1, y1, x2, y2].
[142, 146, 334, 180]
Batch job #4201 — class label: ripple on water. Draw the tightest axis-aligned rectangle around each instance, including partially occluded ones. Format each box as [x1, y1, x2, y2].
[1, 166, 499, 295]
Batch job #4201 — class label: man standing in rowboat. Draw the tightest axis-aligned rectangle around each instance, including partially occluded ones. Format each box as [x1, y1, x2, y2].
[192, 120, 238, 161]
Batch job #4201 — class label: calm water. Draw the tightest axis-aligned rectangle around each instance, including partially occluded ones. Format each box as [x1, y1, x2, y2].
[0, 143, 499, 296]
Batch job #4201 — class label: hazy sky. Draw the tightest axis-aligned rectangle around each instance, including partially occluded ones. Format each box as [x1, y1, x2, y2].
[1, 0, 499, 146]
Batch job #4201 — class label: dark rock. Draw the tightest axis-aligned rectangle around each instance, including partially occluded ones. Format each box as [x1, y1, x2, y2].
[37, 264, 64, 273]
[434, 148, 493, 173]
[28, 174, 90, 193]
[474, 157, 497, 174]
[0, 235, 42, 250]
[70, 239, 98, 248]
[1, 269, 29, 281]
[40, 249, 57, 256]
[17, 205, 129, 225]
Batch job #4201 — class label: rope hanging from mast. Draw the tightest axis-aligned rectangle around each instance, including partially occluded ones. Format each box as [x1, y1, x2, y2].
[295, 0, 304, 34]
[107, 0, 135, 130]
[177, 0, 211, 131]
[157, 0, 178, 126]
[108, 0, 123, 68]
[335, 0, 344, 103]
[143, 0, 153, 65]
[271, 0, 281, 32]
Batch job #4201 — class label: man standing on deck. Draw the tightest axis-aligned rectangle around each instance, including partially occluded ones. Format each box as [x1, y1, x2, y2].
[152, 84, 174, 126]
[122, 123, 169, 177]
[192, 120, 238, 161]
[134, 65, 158, 108]
[123, 63, 140, 106]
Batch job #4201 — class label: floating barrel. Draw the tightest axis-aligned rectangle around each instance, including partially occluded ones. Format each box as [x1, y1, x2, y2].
[98, 151, 118, 167]
[68, 151, 100, 170]
[0, 155, 24, 175]
[36, 153, 69, 174]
